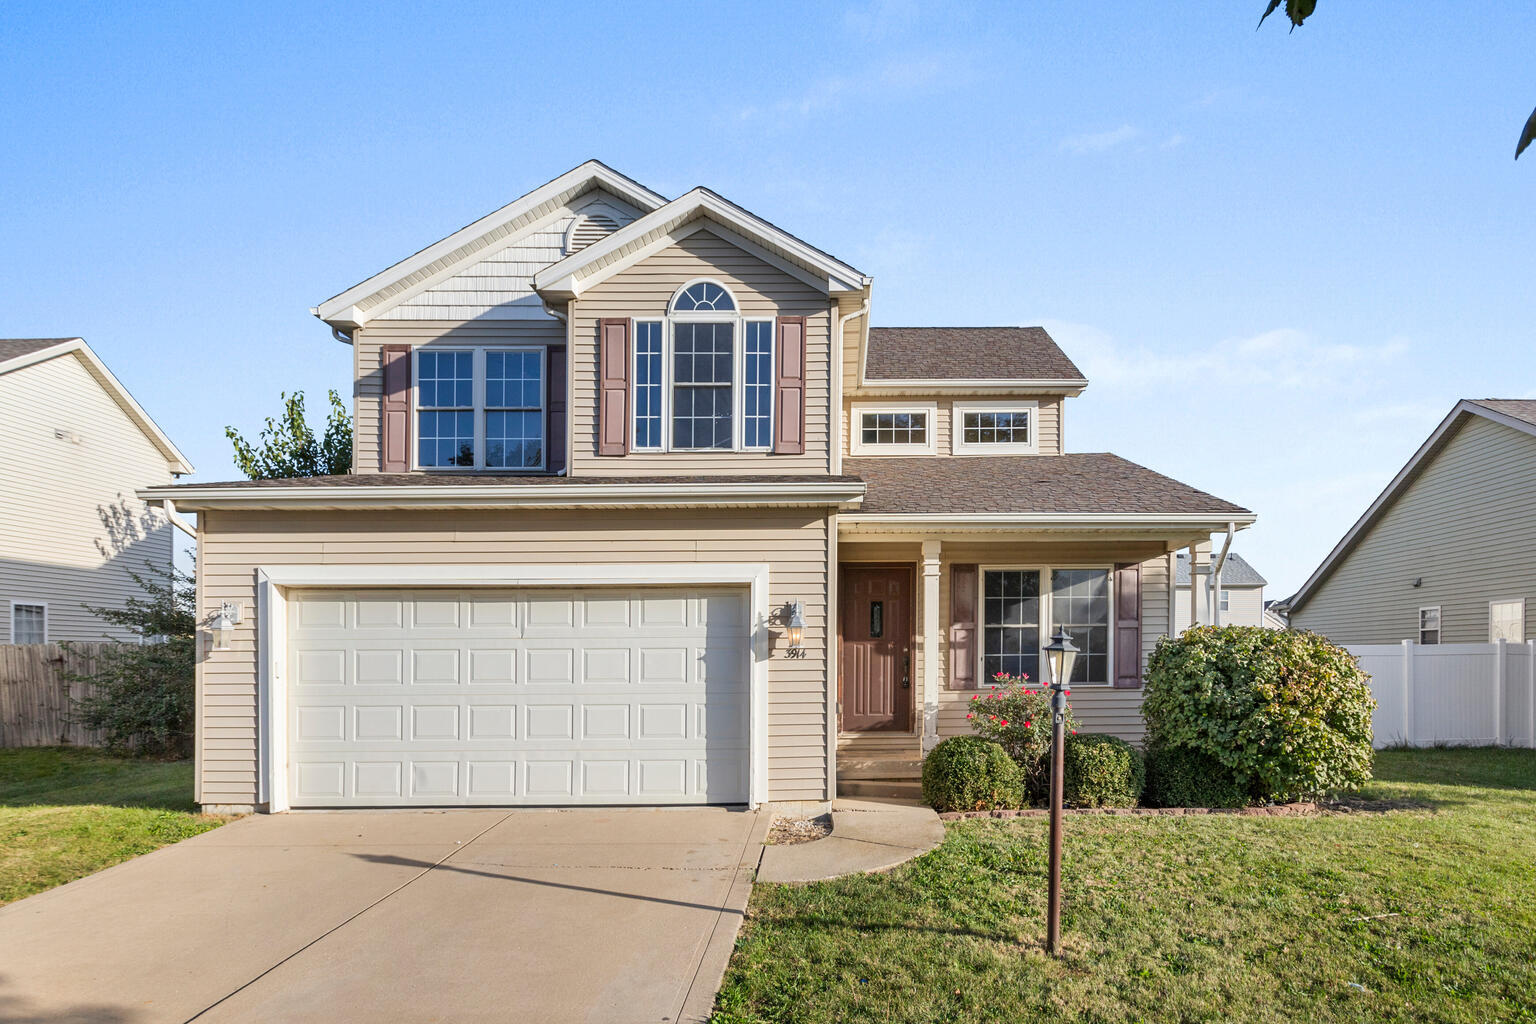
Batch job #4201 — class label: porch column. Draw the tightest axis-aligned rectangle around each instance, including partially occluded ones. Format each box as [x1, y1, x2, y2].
[921, 539, 942, 751]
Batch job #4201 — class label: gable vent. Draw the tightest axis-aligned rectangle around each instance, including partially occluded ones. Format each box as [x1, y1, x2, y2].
[565, 213, 621, 254]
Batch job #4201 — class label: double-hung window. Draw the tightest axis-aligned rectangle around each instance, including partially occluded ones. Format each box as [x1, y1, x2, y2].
[631, 280, 774, 452]
[1418, 606, 1441, 645]
[952, 400, 1039, 455]
[416, 347, 545, 470]
[11, 602, 46, 644]
[981, 567, 1111, 685]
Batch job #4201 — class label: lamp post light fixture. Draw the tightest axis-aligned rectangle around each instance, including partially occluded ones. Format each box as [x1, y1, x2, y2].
[1042, 626, 1079, 956]
[784, 600, 806, 650]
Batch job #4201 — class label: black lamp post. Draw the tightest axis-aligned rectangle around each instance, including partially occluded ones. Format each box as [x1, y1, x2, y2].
[1043, 626, 1079, 956]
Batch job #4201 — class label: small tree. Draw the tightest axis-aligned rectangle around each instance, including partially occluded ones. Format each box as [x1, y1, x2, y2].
[70, 564, 196, 757]
[226, 390, 351, 479]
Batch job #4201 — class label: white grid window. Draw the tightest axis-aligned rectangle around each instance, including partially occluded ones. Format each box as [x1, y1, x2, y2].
[11, 603, 46, 644]
[952, 400, 1040, 455]
[744, 321, 773, 449]
[417, 350, 475, 468]
[633, 322, 664, 450]
[849, 403, 938, 456]
[415, 347, 545, 470]
[1419, 606, 1441, 645]
[672, 322, 734, 450]
[981, 567, 1113, 686]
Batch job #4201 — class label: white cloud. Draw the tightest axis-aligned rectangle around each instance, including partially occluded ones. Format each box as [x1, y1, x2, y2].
[1059, 124, 1140, 154]
[735, 52, 967, 124]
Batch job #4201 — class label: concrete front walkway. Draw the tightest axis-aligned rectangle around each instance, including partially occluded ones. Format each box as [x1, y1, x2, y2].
[0, 806, 766, 1024]
[756, 798, 943, 884]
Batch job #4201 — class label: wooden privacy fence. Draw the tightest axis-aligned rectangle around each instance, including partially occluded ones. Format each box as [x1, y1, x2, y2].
[0, 642, 112, 747]
[1349, 640, 1536, 749]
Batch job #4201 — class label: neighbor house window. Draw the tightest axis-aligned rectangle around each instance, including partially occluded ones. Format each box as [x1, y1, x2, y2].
[11, 602, 46, 644]
[981, 568, 1112, 685]
[952, 400, 1040, 455]
[849, 402, 938, 456]
[1219, 590, 1231, 612]
[1418, 606, 1441, 645]
[630, 281, 774, 452]
[1489, 599, 1524, 643]
[416, 347, 545, 470]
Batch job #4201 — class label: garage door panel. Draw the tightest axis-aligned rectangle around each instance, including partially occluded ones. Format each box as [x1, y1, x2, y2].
[288, 586, 751, 807]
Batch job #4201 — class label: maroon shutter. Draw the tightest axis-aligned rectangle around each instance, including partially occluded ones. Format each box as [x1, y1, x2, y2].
[381, 344, 410, 473]
[1114, 562, 1142, 688]
[546, 347, 567, 473]
[597, 319, 629, 456]
[949, 563, 978, 689]
[773, 315, 806, 455]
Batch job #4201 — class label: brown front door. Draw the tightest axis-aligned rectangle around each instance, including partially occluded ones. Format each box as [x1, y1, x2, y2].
[840, 565, 913, 732]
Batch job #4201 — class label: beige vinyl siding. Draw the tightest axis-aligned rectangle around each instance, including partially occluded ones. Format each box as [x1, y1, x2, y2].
[195, 508, 832, 808]
[569, 230, 832, 475]
[353, 320, 567, 474]
[0, 352, 176, 642]
[1291, 414, 1536, 644]
[841, 396, 1064, 458]
[838, 540, 1170, 744]
[1175, 583, 1267, 632]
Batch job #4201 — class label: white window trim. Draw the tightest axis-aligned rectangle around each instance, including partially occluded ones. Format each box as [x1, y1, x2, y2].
[629, 280, 775, 454]
[1418, 605, 1442, 645]
[849, 401, 939, 456]
[1219, 589, 1231, 612]
[952, 399, 1040, 456]
[255, 562, 772, 812]
[412, 346, 548, 472]
[977, 565, 1114, 687]
[1489, 598, 1525, 643]
[10, 600, 48, 644]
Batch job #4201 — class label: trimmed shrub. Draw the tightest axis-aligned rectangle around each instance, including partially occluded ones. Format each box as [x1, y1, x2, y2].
[1062, 733, 1145, 808]
[966, 672, 1079, 800]
[1143, 743, 1248, 808]
[1142, 626, 1376, 803]
[921, 736, 1025, 812]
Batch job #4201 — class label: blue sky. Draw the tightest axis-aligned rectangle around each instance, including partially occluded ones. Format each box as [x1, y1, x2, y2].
[3, 1, 1532, 596]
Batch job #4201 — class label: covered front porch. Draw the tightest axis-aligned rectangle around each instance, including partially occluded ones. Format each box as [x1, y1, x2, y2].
[831, 520, 1243, 798]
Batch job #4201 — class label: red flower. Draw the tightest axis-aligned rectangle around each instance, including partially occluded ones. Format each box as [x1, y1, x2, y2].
[966, 713, 974, 719]
[1071, 729, 1078, 735]
[1000, 719, 1009, 727]
[1024, 721, 1032, 728]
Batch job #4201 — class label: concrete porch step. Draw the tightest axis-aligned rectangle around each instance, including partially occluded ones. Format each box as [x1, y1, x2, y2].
[837, 779, 924, 800]
[837, 759, 923, 780]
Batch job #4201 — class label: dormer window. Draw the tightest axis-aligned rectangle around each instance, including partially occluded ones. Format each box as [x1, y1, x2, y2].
[629, 280, 772, 452]
[952, 400, 1039, 456]
[849, 402, 938, 456]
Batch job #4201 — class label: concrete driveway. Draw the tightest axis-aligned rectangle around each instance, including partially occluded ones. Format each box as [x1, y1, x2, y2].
[0, 806, 766, 1024]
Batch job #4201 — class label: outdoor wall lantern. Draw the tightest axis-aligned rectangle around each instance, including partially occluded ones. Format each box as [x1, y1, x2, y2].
[1043, 626, 1079, 957]
[784, 600, 806, 650]
[209, 602, 241, 651]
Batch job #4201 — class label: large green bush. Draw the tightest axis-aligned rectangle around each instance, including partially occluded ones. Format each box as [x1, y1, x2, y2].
[1142, 626, 1375, 803]
[1062, 733, 1145, 808]
[967, 672, 1078, 799]
[1143, 743, 1249, 808]
[921, 736, 1024, 812]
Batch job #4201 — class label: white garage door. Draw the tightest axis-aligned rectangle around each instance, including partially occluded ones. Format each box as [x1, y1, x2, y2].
[285, 586, 750, 807]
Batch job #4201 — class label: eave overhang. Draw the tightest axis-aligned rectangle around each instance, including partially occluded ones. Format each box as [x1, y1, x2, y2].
[140, 479, 867, 513]
[838, 512, 1255, 545]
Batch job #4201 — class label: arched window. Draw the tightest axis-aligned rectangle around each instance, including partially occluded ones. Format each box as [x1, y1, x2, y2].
[670, 280, 736, 313]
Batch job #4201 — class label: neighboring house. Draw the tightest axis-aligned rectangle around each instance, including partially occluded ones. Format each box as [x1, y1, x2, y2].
[0, 338, 193, 643]
[1284, 400, 1536, 644]
[1173, 551, 1268, 632]
[1262, 600, 1288, 630]
[141, 161, 1252, 814]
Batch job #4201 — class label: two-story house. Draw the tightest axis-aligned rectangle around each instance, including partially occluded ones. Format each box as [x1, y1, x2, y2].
[144, 162, 1253, 813]
[2, 337, 193, 643]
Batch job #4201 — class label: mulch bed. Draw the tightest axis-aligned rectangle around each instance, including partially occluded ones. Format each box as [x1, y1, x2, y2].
[938, 802, 1319, 820]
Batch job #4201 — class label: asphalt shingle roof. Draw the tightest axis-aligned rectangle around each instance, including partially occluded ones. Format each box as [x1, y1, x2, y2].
[863, 327, 1086, 382]
[0, 338, 76, 362]
[1468, 399, 1536, 429]
[842, 454, 1250, 517]
[1175, 551, 1267, 587]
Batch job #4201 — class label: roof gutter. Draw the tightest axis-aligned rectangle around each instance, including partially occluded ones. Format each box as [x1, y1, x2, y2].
[138, 479, 867, 513]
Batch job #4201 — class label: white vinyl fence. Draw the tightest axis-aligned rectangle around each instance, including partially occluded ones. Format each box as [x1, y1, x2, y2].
[1349, 640, 1536, 749]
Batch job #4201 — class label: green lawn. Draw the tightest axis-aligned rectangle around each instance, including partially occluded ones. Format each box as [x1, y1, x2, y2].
[0, 747, 229, 906]
[716, 748, 1536, 1024]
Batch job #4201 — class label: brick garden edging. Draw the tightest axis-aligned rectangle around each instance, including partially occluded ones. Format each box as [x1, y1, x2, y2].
[937, 802, 1317, 821]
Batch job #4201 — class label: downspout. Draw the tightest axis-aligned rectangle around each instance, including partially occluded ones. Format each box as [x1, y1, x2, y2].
[833, 298, 870, 476]
[158, 498, 197, 539]
[1209, 522, 1236, 627]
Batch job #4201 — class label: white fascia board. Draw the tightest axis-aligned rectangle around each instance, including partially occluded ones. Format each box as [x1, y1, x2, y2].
[858, 378, 1088, 393]
[139, 479, 866, 512]
[314, 161, 667, 324]
[533, 188, 866, 300]
[1286, 400, 1536, 614]
[2, 339, 194, 474]
[839, 512, 1255, 535]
